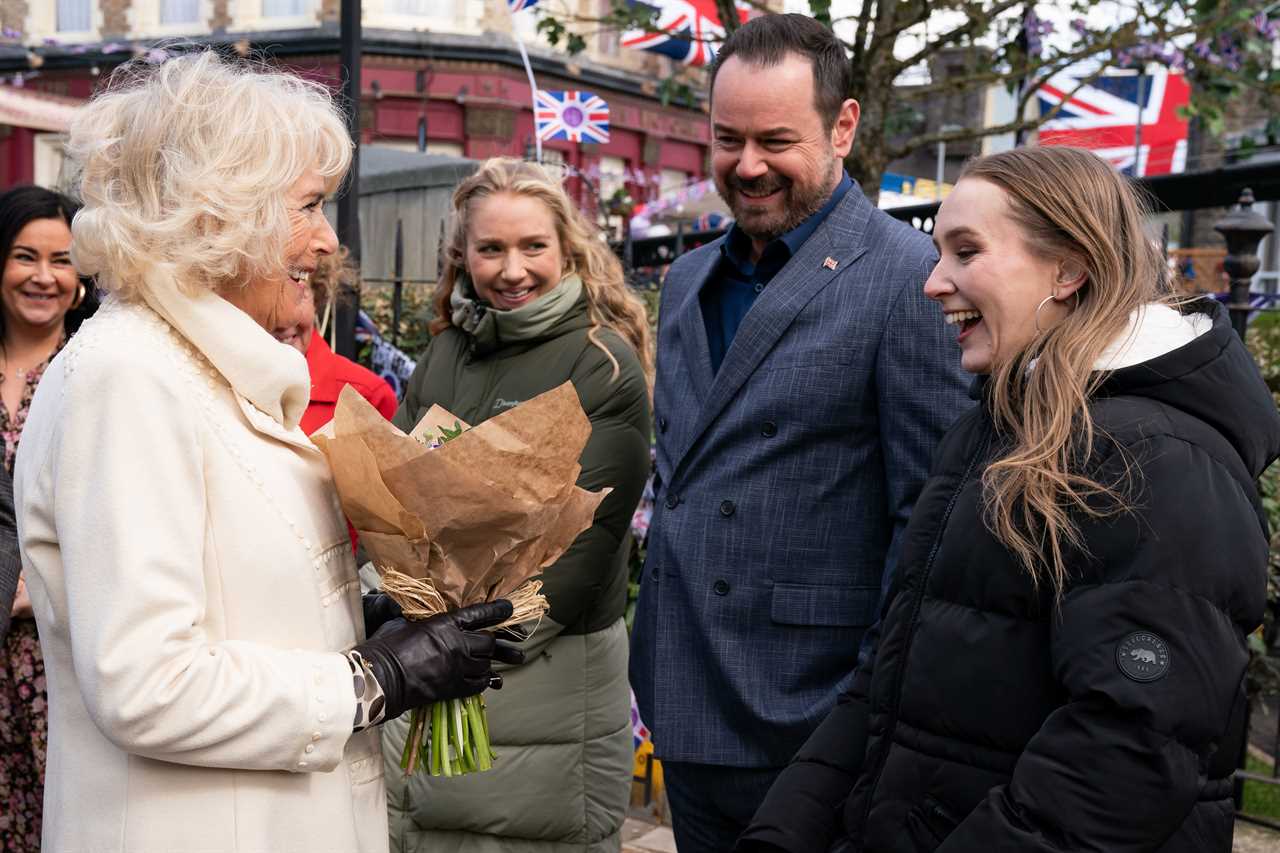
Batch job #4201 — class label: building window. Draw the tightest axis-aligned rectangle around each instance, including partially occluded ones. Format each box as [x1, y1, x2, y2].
[161, 0, 201, 24]
[57, 0, 92, 31]
[660, 168, 689, 197]
[385, 0, 431, 13]
[262, 0, 307, 16]
[34, 134, 71, 192]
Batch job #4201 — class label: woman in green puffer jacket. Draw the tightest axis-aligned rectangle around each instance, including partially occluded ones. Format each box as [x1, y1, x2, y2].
[383, 157, 652, 853]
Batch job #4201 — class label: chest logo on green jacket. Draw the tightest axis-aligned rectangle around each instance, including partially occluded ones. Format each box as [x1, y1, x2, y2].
[1116, 631, 1170, 682]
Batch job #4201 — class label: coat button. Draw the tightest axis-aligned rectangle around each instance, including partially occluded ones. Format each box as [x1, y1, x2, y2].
[761, 421, 778, 437]
[650, 565, 660, 584]
[719, 500, 736, 517]
[665, 493, 681, 510]
[713, 579, 730, 595]
[658, 416, 669, 433]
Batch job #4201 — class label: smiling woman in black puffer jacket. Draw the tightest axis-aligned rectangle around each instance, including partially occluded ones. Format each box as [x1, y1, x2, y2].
[738, 146, 1280, 853]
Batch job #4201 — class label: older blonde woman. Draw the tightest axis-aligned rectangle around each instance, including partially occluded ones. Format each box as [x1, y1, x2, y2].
[13, 52, 519, 853]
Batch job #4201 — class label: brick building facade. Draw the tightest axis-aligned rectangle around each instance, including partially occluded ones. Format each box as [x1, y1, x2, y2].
[0, 0, 712, 211]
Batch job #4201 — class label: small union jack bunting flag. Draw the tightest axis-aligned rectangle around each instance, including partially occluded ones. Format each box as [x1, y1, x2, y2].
[508, 0, 538, 11]
[535, 90, 611, 144]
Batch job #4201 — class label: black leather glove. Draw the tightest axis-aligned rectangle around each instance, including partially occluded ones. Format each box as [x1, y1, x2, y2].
[353, 600, 526, 722]
[361, 592, 403, 637]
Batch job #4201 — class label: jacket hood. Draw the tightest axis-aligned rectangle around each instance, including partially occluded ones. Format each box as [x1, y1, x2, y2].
[1099, 298, 1280, 479]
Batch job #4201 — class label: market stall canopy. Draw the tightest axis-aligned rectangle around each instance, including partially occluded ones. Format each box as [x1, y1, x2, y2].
[0, 86, 84, 133]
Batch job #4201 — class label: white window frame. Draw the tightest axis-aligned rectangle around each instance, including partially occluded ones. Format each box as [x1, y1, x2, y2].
[25, 0, 103, 45]
[227, 0, 318, 31]
[129, 0, 214, 38]
[361, 0, 483, 34]
[34, 133, 71, 192]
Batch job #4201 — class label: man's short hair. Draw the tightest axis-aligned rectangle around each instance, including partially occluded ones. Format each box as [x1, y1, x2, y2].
[710, 13, 852, 131]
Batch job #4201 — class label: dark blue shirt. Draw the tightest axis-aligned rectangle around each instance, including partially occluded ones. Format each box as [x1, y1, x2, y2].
[701, 172, 853, 374]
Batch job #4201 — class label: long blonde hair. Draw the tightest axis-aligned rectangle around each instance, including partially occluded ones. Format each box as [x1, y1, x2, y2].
[968, 147, 1170, 597]
[431, 158, 654, 385]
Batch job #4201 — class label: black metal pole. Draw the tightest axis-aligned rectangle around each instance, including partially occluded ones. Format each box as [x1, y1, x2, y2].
[1215, 188, 1273, 342]
[392, 219, 403, 347]
[335, 0, 362, 359]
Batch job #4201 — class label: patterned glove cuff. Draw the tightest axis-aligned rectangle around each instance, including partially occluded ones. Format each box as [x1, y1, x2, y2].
[346, 649, 387, 732]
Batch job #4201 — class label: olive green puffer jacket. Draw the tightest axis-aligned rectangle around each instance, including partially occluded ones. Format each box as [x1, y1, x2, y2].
[383, 295, 650, 853]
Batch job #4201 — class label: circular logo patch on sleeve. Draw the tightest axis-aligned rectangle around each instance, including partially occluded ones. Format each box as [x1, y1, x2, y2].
[1116, 631, 1171, 682]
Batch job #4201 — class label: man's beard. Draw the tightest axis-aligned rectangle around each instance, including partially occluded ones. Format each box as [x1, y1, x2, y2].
[716, 154, 839, 245]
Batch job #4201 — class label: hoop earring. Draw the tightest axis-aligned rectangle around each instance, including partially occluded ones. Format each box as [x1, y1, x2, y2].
[1033, 290, 1080, 334]
[70, 281, 86, 310]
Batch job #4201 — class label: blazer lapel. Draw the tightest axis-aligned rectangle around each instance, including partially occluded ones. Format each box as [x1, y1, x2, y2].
[678, 190, 874, 465]
[671, 239, 722, 406]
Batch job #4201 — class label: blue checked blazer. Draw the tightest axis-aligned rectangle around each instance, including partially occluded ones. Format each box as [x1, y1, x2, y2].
[629, 184, 972, 768]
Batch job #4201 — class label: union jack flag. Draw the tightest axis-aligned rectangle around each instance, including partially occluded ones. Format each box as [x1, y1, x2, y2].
[507, 0, 538, 11]
[535, 90, 611, 144]
[1036, 70, 1191, 176]
[620, 0, 748, 67]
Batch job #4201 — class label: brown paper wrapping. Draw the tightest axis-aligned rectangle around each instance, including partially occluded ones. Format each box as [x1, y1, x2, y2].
[312, 382, 605, 611]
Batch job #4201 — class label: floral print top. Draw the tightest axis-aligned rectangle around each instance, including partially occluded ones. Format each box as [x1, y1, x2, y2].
[0, 338, 65, 475]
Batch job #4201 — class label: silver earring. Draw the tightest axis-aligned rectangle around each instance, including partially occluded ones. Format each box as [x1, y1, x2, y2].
[1034, 290, 1081, 334]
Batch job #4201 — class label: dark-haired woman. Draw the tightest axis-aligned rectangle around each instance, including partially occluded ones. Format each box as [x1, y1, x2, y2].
[739, 146, 1280, 853]
[0, 185, 94, 853]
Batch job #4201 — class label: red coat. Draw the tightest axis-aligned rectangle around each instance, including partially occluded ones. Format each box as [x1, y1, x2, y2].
[300, 334, 398, 436]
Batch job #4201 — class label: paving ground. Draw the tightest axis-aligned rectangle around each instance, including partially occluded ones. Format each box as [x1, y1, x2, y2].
[1234, 821, 1280, 852]
[621, 814, 1280, 852]
[621, 816, 676, 853]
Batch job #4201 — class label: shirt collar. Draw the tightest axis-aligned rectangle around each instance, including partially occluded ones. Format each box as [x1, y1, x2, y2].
[722, 171, 853, 270]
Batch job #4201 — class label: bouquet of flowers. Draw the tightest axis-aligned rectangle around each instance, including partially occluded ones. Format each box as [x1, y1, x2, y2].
[313, 382, 605, 775]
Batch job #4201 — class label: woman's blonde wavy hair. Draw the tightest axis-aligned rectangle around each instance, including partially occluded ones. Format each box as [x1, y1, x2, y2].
[431, 157, 654, 385]
[67, 50, 351, 301]
[967, 146, 1170, 598]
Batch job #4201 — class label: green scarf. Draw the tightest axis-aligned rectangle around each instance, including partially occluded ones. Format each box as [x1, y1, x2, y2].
[449, 272, 584, 353]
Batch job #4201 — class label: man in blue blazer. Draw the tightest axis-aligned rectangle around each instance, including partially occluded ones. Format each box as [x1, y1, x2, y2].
[629, 14, 972, 852]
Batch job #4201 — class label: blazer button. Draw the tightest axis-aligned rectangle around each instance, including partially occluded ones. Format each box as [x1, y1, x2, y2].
[713, 579, 730, 596]
[761, 421, 778, 437]
[658, 416, 669, 433]
[650, 565, 661, 584]
[665, 493, 681, 510]
[719, 500, 736, 517]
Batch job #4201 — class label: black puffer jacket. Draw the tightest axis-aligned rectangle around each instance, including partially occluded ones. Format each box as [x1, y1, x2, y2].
[740, 300, 1280, 853]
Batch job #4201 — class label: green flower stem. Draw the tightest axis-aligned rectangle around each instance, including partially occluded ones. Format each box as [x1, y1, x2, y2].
[467, 695, 492, 771]
[403, 697, 498, 777]
[451, 698, 467, 774]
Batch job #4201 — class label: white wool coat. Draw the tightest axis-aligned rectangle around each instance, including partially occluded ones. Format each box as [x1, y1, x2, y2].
[14, 284, 387, 853]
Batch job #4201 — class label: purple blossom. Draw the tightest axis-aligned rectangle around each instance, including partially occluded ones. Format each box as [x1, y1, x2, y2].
[1022, 9, 1044, 56]
[1070, 18, 1088, 37]
[1193, 39, 1212, 59]
[1116, 48, 1132, 67]
[1252, 13, 1279, 41]
[42, 37, 58, 46]
[70, 44, 88, 54]
[1, 27, 21, 39]
[1167, 48, 1186, 71]
[11, 73, 23, 88]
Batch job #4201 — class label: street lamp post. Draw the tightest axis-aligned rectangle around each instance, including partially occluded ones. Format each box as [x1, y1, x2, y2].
[334, 0, 362, 359]
[1214, 188, 1274, 341]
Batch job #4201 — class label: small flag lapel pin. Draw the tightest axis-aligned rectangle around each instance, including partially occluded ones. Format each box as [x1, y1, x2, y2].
[823, 256, 838, 270]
